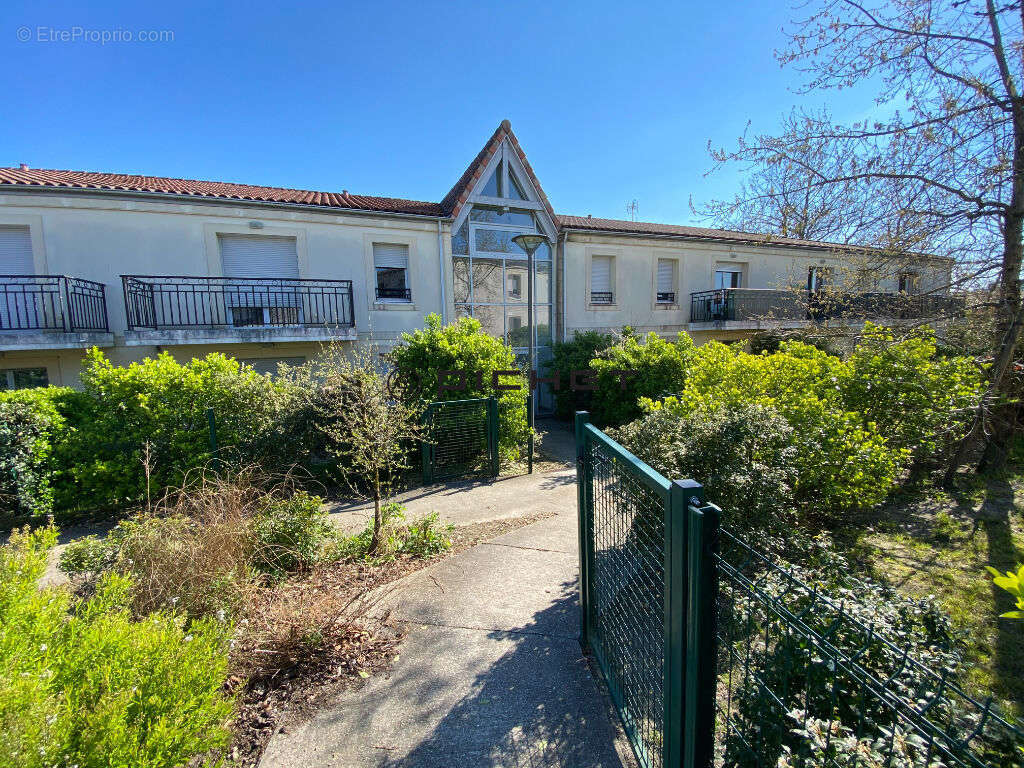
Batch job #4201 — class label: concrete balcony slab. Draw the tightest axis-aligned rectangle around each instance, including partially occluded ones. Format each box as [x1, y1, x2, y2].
[122, 325, 357, 347]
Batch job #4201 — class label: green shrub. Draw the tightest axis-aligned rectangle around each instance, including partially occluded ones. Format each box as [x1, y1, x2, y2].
[251, 490, 335, 576]
[63, 348, 293, 511]
[723, 545, 964, 768]
[545, 330, 615, 419]
[58, 533, 120, 579]
[611, 402, 799, 533]
[842, 323, 983, 464]
[642, 340, 907, 521]
[589, 331, 696, 426]
[398, 511, 453, 557]
[0, 400, 55, 521]
[390, 314, 529, 458]
[0, 525, 233, 768]
[334, 502, 452, 561]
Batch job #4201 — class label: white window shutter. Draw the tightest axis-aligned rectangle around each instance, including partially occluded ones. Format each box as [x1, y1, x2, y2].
[373, 243, 409, 269]
[0, 226, 34, 274]
[591, 256, 612, 293]
[219, 235, 300, 279]
[657, 259, 674, 294]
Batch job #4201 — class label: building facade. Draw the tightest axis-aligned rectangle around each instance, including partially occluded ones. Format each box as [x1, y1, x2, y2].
[0, 121, 953, 397]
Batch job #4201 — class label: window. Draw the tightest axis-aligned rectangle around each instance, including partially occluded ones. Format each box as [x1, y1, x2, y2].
[591, 256, 613, 304]
[481, 161, 502, 197]
[807, 266, 832, 292]
[0, 226, 34, 274]
[1, 367, 47, 390]
[714, 269, 742, 289]
[507, 272, 522, 299]
[657, 259, 676, 303]
[218, 234, 302, 326]
[452, 141, 552, 353]
[239, 357, 305, 378]
[507, 168, 528, 200]
[373, 243, 411, 301]
[898, 272, 920, 294]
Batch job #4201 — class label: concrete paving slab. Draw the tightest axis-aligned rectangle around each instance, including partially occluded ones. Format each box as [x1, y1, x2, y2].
[262, 505, 632, 768]
[328, 468, 576, 534]
[385, 532, 579, 638]
[261, 622, 626, 768]
[487, 509, 578, 553]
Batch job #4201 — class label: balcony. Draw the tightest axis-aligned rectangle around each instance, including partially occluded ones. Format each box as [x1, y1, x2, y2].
[689, 288, 965, 329]
[121, 275, 356, 346]
[375, 286, 412, 301]
[0, 275, 113, 351]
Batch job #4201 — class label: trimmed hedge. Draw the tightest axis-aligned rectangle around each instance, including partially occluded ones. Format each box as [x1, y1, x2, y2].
[389, 313, 529, 458]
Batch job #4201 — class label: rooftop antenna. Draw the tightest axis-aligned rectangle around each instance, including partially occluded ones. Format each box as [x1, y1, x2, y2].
[626, 199, 638, 221]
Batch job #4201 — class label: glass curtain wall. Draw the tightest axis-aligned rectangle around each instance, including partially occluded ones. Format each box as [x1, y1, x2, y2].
[451, 202, 554, 408]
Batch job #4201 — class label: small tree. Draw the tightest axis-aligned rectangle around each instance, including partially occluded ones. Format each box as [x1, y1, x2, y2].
[309, 344, 425, 554]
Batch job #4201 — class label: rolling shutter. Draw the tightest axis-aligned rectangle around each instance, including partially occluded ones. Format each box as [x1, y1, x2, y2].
[591, 256, 612, 293]
[219, 234, 299, 279]
[0, 226, 34, 274]
[372, 243, 409, 270]
[657, 259, 674, 294]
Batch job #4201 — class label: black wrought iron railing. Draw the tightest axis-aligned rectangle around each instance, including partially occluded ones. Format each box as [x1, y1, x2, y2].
[375, 286, 412, 301]
[121, 275, 355, 331]
[1, 275, 109, 332]
[656, 291, 676, 304]
[689, 288, 966, 324]
[591, 291, 614, 304]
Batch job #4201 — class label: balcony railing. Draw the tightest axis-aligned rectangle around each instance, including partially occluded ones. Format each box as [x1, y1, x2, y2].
[656, 291, 676, 304]
[1, 275, 109, 332]
[122, 275, 355, 331]
[375, 286, 412, 301]
[690, 288, 965, 324]
[591, 291, 614, 304]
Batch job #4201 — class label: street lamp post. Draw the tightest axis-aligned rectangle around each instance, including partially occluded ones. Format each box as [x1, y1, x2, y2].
[511, 233, 550, 446]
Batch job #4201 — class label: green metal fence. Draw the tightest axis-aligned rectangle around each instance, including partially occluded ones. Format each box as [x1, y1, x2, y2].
[421, 397, 498, 483]
[712, 526, 1024, 768]
[576, 415, 1024, 768]
[575, 412, 720, 768]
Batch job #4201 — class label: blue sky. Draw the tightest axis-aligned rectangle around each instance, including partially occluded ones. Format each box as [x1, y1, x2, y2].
[2, 1, 874, 226]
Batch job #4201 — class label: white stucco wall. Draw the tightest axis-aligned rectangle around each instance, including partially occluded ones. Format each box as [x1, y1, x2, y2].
[0, 191, 449, 385]
[561, 231, 952, 341]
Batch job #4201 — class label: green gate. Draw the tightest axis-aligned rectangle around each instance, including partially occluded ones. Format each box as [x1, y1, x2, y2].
[421, 397, 499, 483]
[575, 411, 720, 768]
[577, 411, 1024, 768]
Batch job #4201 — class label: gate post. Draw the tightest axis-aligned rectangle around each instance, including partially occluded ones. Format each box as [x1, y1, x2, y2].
[421, 405, 433, 485]
[574, 411, 592, 648]
[665, 479, 692, 768]
[682, 482, 721, 768]
[487, 397, 500, 477]
[526, 393, 534, 474]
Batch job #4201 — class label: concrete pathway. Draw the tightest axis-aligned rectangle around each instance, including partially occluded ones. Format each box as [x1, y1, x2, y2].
[262, 422, 634, 768]
[327, 418, 577, 534]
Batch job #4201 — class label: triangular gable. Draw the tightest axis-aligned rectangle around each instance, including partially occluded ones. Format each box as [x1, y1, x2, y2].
[440, 120, 557, 227]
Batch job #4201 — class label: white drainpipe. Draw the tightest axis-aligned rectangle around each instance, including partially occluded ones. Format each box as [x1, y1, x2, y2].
[437, 217, 447, 324]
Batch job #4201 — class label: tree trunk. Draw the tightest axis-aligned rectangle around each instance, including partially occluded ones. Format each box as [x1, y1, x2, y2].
[946, 103, 1024, 481]
[369, 492, 382, 554]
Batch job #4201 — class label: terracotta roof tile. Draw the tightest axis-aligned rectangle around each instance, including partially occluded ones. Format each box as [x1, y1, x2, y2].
[556, 215, 850, 250]
[439, 120, 558, 223]
[0, 150, 861, 253]
[0, 167, 443, 216]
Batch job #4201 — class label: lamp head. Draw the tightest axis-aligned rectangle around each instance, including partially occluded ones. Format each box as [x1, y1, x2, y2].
[511, 233, 550, 255]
